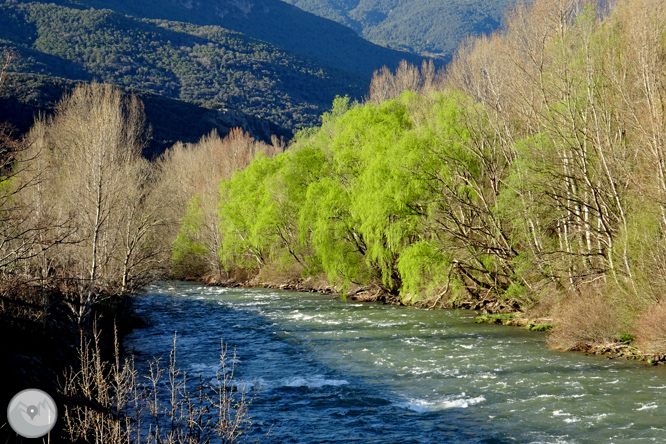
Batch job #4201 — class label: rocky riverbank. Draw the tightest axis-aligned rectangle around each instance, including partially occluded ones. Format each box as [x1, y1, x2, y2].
[473, 312, 666, 365]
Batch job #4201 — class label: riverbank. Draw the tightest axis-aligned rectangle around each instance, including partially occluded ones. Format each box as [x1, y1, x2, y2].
[472, 312, 666, 364]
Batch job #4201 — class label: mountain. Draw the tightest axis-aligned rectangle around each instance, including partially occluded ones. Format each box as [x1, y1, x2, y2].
[278, 0, 522, 58]
[0, 1, 383, 133]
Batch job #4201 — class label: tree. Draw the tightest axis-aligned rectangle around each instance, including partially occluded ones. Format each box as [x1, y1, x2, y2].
[0, 48, 53, 275]
[368, 60, 442, 104]
[25, 83, 154, 325]
[0, 48, 18, 93]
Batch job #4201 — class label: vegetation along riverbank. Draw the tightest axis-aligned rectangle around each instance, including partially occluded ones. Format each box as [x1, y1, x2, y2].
[202, 0, 666, 363]
[2, 0, 666, 440]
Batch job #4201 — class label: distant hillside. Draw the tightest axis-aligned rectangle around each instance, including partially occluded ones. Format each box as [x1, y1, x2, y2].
[0, 73, 288, 158]
[0, 1, 377, 132]
[279, 0, 522, 58]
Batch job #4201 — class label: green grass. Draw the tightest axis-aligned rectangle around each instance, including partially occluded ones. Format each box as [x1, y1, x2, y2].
[475, 313, 517, 324]
[527, 323, 552, 332]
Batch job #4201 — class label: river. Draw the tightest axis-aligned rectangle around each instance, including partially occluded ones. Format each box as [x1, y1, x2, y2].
[125, 281, 666, 443]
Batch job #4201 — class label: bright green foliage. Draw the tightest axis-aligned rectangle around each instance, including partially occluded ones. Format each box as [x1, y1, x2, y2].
[322, 99, 413, 288]
[299, 175, 371, 290]
[171, 195, 209, 277]
[527, 323, 552, 332]
[271, 144, 330, 271]
[218, 90, 508, 303]
[218, 153, 284, 270]
[296, 95, 432, 294]
[218, 133, 331, 277]
[616, 333, 635, 343]
[475, 313, 517, 324]
[397, 240, 454, 304]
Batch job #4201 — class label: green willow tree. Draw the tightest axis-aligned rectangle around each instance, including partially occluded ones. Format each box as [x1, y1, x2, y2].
[218, 92, 524, 304]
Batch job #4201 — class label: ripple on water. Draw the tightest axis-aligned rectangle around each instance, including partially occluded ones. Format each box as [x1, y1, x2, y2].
[279, 375, 350, 389]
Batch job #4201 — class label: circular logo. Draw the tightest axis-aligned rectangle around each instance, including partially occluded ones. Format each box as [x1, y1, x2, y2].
[7, 389, 58, 438]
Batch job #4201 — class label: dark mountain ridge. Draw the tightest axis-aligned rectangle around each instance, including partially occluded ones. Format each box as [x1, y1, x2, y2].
[0, 2, 374, 139]
[0, 0, 437, 153]
[0, 73, 288, 158]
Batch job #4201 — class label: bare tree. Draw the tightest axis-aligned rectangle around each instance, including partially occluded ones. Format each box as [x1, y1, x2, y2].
[367, 60, 443, 103]
[25, 83, 154, 324]
[61, 330, 261, 443]
[0, 50, 63, 275]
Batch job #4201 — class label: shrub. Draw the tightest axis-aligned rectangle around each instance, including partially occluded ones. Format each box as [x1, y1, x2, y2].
[547, 291, 622, 351]
[527, 323, 552, 332]
[635, 302, 666, 355]
[475, 313, 516, 324]
[61, 329, 261, 443]
[615, 332, 636, 343]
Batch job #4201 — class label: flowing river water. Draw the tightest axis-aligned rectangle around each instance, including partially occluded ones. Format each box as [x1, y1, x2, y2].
[125, 281, 666, 443]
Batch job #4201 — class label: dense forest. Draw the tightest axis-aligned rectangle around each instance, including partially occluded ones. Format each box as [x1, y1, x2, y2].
[282, 0, 520, 58]
[2, 0, 666, 441]
[0, 72, 288, 157]
[29, 0, 425, 78]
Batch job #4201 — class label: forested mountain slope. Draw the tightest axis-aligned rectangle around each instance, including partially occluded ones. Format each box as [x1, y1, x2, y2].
[0, 1, 375, 133]
[6, 0, 425, 78]
[280, 0, 521, 58]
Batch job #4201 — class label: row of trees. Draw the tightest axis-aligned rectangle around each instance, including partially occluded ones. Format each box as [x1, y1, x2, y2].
[1, 53, 278, 440]
[444, 0, 666, 351]
[217, 93, 519, 303]
[210, 0, 666, 353]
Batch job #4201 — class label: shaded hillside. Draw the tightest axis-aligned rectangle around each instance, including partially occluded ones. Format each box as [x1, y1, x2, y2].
[0, 1, 370, 131]
[45, 0, 427, 77]
[280, 0, 521, 58]
[0, 73, 288, 157]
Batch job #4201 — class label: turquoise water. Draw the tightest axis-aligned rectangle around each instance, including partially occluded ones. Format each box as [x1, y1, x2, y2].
[126, 282, 666, 443]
